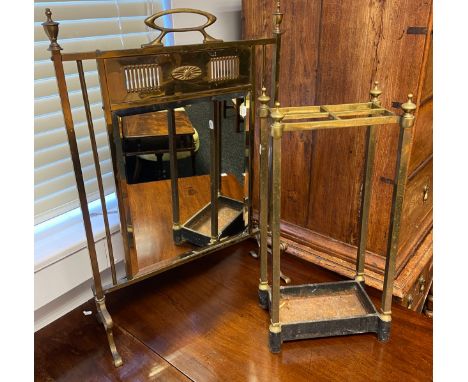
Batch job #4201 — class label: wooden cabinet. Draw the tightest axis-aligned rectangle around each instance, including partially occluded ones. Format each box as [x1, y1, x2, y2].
[243, 0, 433, 311]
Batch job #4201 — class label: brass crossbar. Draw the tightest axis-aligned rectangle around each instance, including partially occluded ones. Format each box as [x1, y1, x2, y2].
[60, 38, 277, 62]
[279, 102, 399, 132]
[282, 114, 400, 132]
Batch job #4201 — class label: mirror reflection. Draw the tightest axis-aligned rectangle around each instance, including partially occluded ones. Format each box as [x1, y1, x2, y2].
[119, 94, 250, 275]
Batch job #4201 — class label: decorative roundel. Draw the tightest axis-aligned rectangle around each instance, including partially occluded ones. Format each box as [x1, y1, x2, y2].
[171, 65, 202, 81]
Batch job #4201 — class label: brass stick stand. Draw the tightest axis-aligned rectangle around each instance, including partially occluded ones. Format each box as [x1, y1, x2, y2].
[261, 85, 416, 352]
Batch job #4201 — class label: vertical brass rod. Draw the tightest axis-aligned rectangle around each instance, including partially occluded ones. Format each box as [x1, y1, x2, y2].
[247, 46, 256, 233]
[167, 108, 181, 242]
[77, 60, 117, 285]
[271, 1, 283, 105]
[381, 95, 415, 315]
[217, 100, 222, 193]
[270, 102, 284, 326]
[112, 115, 135, 278]
[96, 58, 134, 278]
[51, 51, 103, 298]
[262, 44, 266, 89]
[258, 88, 271, 291]
[269, 0, 283, 228]
[271, 37, 281, 104]
[355, 125, 376, 281]
[210, 102, 219, 241]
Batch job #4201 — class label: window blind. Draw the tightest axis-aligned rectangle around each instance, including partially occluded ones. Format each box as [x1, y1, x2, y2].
[34, 0, 164, 225]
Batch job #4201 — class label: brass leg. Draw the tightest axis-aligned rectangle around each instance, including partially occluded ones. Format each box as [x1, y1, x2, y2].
[380, 94, 416, 339]
[95, 296, 123, 367]
[269, 102, 284, 352]
[168, 109, 182, 243]
[258, 88, 270, 308]
[355, 125, 377, 282]
[209, 113, 219, 243]
[356, 82, 382, 282]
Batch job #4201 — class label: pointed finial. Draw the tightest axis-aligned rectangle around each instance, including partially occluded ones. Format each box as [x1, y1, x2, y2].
[400, 93, 416, 129]
[370, 81, 383, 105]
[45, 8, 52, 22]
[270, 101, 284, 138]
[273, 1, 283, 35]
[42, 8, 62, 51]
[258, 87, 270, 104]
[401, 93, 416, 114]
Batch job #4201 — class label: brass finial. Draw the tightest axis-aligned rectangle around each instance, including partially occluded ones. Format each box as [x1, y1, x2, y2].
[273, 1, 283, 35]
[258, 87, 270, 104]
[401, 93, 416, 114]
[400, 93, 416, 129]
[270, 101, 284, 138]
[42, 8, 62, 51]
[370, 81, 383, 105]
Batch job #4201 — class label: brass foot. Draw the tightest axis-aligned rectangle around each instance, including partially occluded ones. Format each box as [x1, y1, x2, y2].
[95, 297, 123, 367]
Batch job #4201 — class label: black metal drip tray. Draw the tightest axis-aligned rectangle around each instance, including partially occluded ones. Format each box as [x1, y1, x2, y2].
[272, 280, 382, 341]
[180, 195, 245, 247]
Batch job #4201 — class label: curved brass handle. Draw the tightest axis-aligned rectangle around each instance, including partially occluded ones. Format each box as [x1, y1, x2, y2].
[141, 8, 223, 48]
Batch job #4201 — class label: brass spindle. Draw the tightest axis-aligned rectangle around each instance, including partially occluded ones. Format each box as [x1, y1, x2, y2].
[270, 101, 284, 328]
[258, 87, 271, 305]
[167, 108, 181, 243]
[77, 60, 117, 285]
[381, 94, 416, 316]
[355, 81, 382, 282]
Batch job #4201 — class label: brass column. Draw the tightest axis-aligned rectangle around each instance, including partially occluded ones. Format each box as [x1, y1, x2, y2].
[168, 108, 182, 243]
[258, 87, 271, 308]
[269, 102, 284, 352]
[42, 8, 122, 367]
[355, 81, 382, 282]
[77, 60, 117, 285]
[381, 94, 416, 318]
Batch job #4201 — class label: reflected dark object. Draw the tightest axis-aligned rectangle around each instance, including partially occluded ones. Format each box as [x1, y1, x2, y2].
[181, 195, 245, 247]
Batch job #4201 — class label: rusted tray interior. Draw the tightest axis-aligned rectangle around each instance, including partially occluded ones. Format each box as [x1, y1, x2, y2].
[181, 195, 245, 246]
[278, 280, 377, 325]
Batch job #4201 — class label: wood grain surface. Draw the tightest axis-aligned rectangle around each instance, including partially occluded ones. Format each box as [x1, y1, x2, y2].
[35, 241, 432, 381]
[123, 110, 194, 139]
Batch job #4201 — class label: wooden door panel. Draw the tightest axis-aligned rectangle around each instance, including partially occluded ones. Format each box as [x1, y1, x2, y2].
[242, 0, 432, 256]
[306, 0, 385, 245]
[367, 0, 432, 254]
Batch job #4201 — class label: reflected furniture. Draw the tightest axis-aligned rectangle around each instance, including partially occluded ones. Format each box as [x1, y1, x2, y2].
[122, 109, 198, 181]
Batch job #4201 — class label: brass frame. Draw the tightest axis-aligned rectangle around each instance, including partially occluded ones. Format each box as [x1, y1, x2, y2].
[263, 89, 415, 352]
[42, 7, 276, 366]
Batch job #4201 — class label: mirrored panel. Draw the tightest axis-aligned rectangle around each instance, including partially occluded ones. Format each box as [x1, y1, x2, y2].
[114, 93, 252, 276]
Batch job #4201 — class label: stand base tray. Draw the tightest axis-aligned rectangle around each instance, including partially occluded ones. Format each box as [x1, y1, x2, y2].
[268, 280, 390, 349]
[181, 196, 245, 247]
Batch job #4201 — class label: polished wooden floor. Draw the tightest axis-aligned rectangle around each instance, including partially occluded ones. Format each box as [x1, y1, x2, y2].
[35, 241, 432, 381]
